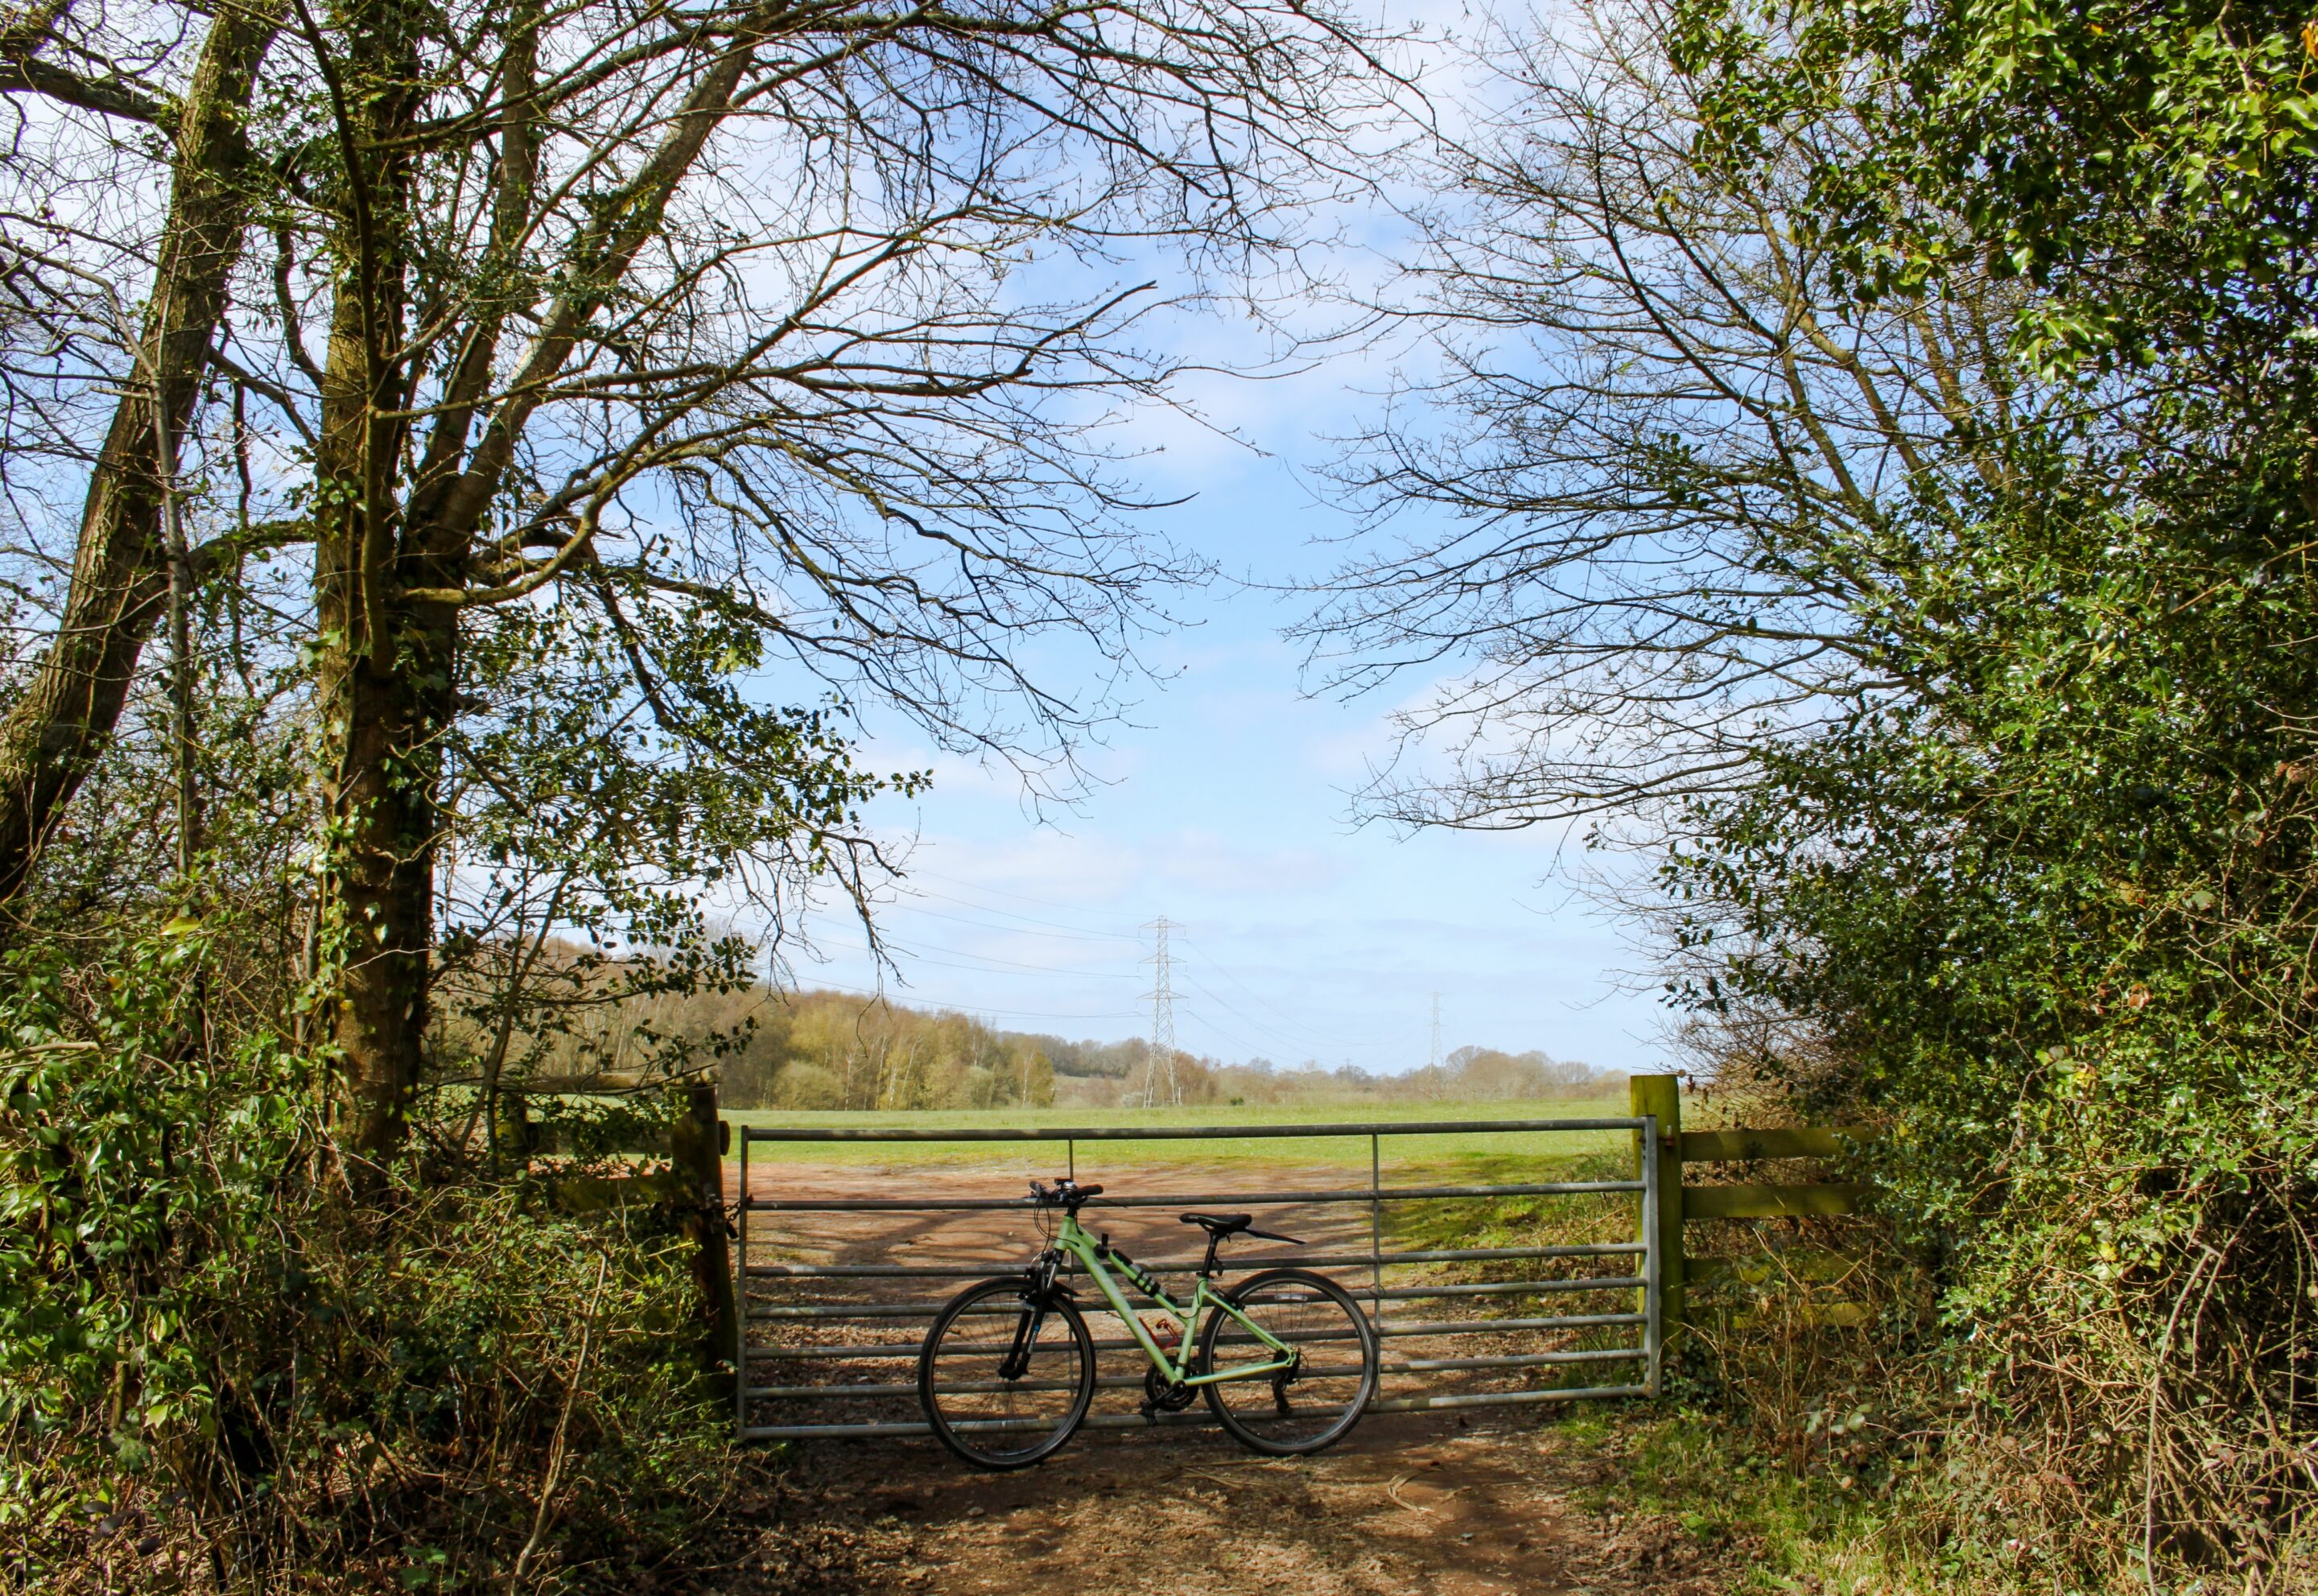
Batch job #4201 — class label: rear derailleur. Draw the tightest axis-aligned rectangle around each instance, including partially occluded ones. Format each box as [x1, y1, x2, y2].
[1140, 1366, 1199, 1419]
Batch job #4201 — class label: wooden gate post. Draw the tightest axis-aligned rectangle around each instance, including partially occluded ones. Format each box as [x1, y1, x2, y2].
[1630, 1074, 1685, 1343]
[671, 1081, 738, 1390]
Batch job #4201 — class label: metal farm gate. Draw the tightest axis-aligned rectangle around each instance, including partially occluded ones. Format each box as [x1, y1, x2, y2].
[733, 1117, 1665, 1442]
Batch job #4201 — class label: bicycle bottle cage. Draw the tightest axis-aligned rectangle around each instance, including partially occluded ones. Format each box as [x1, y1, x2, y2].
[1094, 1235, 1161, 1297]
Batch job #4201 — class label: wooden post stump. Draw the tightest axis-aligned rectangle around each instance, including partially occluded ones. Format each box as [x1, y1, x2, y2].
[1631, 1074, 1685, 1343]
[670, 1081, 738, 1391]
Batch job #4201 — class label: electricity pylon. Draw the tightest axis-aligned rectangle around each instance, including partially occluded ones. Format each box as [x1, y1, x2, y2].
[1429, 992, 1443, 1071]
[1140, 916, 1179, 1108]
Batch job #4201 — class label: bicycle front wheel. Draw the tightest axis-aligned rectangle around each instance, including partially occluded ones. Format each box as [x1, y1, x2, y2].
[918, 1277, 1095, 1470]
[1198, 1267, 1378, 1456]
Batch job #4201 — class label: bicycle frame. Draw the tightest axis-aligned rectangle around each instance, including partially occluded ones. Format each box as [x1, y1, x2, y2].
[1042, 1210, 1296, 1387]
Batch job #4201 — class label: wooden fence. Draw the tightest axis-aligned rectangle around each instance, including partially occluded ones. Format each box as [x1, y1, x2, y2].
[1629, 1074, 1872, 1334]
[504, 1078, 740, 1380]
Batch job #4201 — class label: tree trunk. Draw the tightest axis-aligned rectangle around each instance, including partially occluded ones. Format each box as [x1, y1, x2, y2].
[310, 6, 435, 1182]
[315, 11, 766, 1177]
[0, 1, 282, 905]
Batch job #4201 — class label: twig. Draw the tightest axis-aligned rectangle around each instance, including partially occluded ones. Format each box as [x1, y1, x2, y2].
[514, 1252, 609, 1587]
[2144, 1243, 2217, 1594]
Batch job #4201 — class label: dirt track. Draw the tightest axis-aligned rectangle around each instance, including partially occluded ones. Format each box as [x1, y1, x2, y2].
[707, 1412, 1735, 1595]
[707, 1159, 1735, 1595]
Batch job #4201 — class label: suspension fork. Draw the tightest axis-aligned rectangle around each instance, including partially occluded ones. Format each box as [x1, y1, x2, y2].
[997, 1301, 1046, 1382]
[998, 1250, 1063, 1381]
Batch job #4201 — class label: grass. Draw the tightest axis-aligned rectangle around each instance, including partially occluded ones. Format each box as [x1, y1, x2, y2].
[1582, 1405, 2079, 1596]
[1382, 1144, 1994, 1594]
[1539, 1409, 1934, 1594]
[723, 1095, 1639, 1169]
[1285, 1132, 1945, 1594]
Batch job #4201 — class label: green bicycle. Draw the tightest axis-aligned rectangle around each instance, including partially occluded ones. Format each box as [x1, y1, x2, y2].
[916, 1178, 1379, 1469]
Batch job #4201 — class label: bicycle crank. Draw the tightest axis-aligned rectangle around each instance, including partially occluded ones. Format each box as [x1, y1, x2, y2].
[1140, 1366, 1198, 1417]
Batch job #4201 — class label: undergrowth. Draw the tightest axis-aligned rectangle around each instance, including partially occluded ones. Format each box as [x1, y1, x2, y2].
[0, 918, 733, 1592]
[1418, 1110, 2318, 1594]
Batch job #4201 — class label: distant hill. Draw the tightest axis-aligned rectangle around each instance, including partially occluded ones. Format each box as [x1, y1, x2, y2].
[691, 987, 1619, 1111]
[429, 938, 1620, 1111]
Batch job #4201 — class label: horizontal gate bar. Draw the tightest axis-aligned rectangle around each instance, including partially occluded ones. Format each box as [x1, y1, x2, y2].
[742, 1180, 1641, 1214]
[1394, 1346, 1643, 1371]
[747, 1309, 1648, 1359]
[743, 1241, 1644, 1280]
[1371, 1385, 1651, 1413]
[748, 1273, 1642, 1316]
[741, 1118, 1645, 1143]
[750, 1367, 1376, 1400]
[1685, 1182, 1866, 1220]
[745, 1346, 1648, 1399]
[738, 1383, 1653, 1441]
[746, 1277, 1640, 1319]
[1681, 1127, 1857, 1162]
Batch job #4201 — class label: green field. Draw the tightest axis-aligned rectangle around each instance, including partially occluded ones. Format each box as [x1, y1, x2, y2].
[724, 1095, 1639, 1170]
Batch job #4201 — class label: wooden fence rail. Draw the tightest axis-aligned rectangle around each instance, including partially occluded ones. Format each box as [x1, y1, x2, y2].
[1629, 1074, 1871, 1337]
[514, 1079, 738, 1385]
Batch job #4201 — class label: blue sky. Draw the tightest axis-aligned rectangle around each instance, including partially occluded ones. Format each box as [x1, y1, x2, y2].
[775, 283, 1676, 1078]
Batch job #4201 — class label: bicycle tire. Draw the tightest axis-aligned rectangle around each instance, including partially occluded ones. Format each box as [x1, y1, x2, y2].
[918, 1276, 1095, 1470]
[1197, 1267, 1378, 1456]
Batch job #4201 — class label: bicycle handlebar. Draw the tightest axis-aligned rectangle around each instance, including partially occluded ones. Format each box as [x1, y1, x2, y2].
[1029, 1179, 1103, 1208]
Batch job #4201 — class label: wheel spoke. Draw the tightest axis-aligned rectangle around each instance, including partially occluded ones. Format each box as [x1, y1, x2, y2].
[921, 1281, 1094, 1468]
[1202, 1272, 1376, 1455]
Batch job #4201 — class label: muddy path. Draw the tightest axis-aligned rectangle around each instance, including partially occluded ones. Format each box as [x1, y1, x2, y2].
[704, 1411, 1738, 1595]
[698, 1157, 1738, 1595]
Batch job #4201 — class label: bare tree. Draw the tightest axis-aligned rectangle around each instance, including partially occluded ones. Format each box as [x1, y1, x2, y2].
[1297, 0, 2107, 836]
[0, 0, 289, 899]
[0, 0, 1396, 1177]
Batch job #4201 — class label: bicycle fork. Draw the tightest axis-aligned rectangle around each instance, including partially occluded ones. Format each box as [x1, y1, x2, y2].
[997, 1300, 1046, 1382]
[998, 1252, 1065, 1381]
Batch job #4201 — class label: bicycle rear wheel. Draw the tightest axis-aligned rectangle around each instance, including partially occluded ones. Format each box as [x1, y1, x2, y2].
[1198, 1267, 1377, 1455]
[918, 1277, 1095, 1470]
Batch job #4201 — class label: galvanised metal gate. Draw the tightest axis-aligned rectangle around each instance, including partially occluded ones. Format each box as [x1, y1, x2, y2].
[734, 1116, 1664, 1441]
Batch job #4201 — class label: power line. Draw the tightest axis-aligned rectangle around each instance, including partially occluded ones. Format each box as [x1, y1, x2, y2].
[1174, 932, 1365, 1050]
[912, 868, 1138, 921]
[772, 974, 1141, 1024]
[900, 889, 1140, 942]
[1169, 1006, 1278, 1063]
[893, 906, 1134, 946]
[1176, 970, 1337, 1062]
[809, 935, 1136, 981]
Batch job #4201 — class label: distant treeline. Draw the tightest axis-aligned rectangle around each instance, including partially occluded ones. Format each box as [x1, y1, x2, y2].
[696, 987, 1615, 1111]
[712, 989, 1056, 1110]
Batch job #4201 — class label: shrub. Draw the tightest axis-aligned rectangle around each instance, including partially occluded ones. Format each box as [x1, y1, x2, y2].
[0, 920, 727, 1591]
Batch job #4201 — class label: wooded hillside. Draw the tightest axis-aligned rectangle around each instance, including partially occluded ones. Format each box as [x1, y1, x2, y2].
[513, 974, 1619, 1111]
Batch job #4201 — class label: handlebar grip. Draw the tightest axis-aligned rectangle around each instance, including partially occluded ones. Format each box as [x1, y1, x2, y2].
[1028, 1181, 1103, 1203]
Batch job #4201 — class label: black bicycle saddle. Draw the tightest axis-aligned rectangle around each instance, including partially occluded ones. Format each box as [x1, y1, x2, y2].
[1180, 1212, 1305, 1243]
